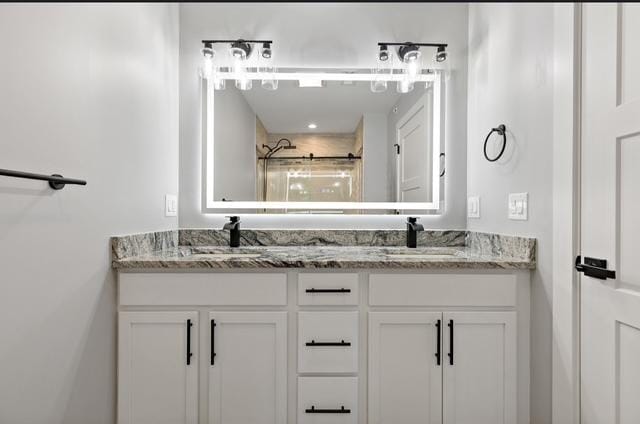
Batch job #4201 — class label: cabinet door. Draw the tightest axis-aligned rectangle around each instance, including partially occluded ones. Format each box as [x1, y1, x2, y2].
[443, 312, 516, 424]
[369, 312, 443, 424]
[118, 311, 198, 424]
[208, 312, 287, 424]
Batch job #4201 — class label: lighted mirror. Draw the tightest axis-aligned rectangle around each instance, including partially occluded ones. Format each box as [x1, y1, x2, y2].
[203, 69, 443, 214]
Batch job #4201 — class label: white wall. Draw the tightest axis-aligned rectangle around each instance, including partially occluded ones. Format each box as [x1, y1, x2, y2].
[467, 4, 554, 423]
[179, 2, 468, 229]
[213, 87, 257, 201]
[0, 4, 179, 424]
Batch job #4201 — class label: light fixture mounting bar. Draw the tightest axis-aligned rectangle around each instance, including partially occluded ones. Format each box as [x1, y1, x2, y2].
[378, 42, 448, 48]
[202, 39, 273, 45]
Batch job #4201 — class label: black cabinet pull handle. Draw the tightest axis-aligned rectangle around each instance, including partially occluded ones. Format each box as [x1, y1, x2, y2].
[306, 339, 351, 347]
[211, 319, 216, 366]
[186, 319, 193, 366]
[305, 288, 351, 293]
[447, 319, 454, 365]
[435, 319, 441, 366]
[305, 406, 351, 414]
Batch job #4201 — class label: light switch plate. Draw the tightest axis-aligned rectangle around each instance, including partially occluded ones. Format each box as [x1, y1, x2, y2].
[467, 196, 480, 218]
[165, 194, 178, 217]
[508, 192, 528, 220]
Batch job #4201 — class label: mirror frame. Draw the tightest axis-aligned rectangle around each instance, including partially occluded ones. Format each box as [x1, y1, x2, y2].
[202, 69, 443, 212]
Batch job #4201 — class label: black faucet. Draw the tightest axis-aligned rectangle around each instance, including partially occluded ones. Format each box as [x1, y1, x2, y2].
[406, 217, 424, 248]
[223, 216, 241, 247]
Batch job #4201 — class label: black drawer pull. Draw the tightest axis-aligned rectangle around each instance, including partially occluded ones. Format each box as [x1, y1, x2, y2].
[435, 319, 441, 366]
[447, 319, 454, 365]
[305, 406, 351, 414]
[306, 288, 351, 293]
[210, 319, 217, 366]
[186, 319, 193, 365]
[306, 339, 351, 347]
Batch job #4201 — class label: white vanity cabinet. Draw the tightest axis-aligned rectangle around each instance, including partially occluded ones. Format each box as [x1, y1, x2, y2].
[117, 269, 529, 424]
[368, 312, 443, 424]
[117, 272, 288, 424]
[208, 312, 287, 424]
[118, 311, 199, 424]
[442, 312, 516, 424]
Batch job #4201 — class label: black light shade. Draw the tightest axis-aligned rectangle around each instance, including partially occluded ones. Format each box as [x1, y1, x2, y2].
[229, 40, 252, 60]
[378, 45, 389, 61]
[398, 43, 421, 63]
[202, 42, 214, 58]
[261, 42, 272, 59]
[435, 46, 448, 62]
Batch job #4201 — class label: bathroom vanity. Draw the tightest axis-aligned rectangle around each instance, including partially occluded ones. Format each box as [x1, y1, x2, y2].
[112, 230, 534, 424]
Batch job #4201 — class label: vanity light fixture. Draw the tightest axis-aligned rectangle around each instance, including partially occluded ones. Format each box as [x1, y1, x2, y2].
[375, 42, 447, 94]
[259, 42, 277, 90]
[371, 46, 391, 93]
[229, 41, 253, 90]
[229, 40, 252, 60]
[435, 46, 448, 62]
[307, 123, 317, 129]
[201, 38, 275, 91]
[261, 42, 272, 59]
[398, 43, 421, 63]
[200, 42, 226, 90]
[201, 43, 214, 79]
[378, 44, 389, 62]
[378, 41, 448, 63]
[202, 42, 214, 59]
[202, 39, 272, 60]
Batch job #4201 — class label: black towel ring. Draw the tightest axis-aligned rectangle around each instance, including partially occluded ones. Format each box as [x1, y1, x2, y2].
[483, 124, 507, 162]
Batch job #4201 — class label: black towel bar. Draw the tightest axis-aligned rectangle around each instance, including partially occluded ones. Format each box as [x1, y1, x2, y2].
[0, 168, 87, 190]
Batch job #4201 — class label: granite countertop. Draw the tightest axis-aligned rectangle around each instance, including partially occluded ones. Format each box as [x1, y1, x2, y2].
[113, 245, 534, 270]
[111, 230, 536, 270]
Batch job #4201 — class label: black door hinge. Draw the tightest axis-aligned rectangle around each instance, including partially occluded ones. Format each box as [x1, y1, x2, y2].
[394, 143, 400, 154]
[575, 256, 616, 280]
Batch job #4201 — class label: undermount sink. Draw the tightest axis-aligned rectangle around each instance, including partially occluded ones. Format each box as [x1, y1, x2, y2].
[385, 251, 459, 259]
[190, 253, 262, 259]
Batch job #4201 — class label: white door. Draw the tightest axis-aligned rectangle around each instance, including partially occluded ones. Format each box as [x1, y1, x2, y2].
[580, 4, 640, 424]
[368, 312, 442, 424]
[208, 312, 287, 424]
[396, 91, 433, 202]
[443, 312, 516, 424]
[118, 311, 198, 424]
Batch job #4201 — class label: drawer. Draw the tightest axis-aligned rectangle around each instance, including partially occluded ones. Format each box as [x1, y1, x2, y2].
[298, 377, 358, 424]
[298, 273, 359, 306]
[298, 312, 359, 373]
[369, 273, 517, 307]
[119, 272, 287, 306]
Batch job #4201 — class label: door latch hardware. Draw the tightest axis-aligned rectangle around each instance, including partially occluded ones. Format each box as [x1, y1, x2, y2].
[575, 256, 616, 280]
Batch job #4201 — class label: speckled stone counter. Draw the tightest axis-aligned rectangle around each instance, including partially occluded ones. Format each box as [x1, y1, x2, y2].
[111, 230, 536, 270]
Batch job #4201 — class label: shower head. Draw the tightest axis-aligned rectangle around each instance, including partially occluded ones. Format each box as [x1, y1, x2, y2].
[263, 138, 296, 158]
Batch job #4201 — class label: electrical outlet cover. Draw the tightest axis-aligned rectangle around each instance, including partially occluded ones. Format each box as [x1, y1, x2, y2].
[467, 196, 480, 219]
[508, 192, 528, 220]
